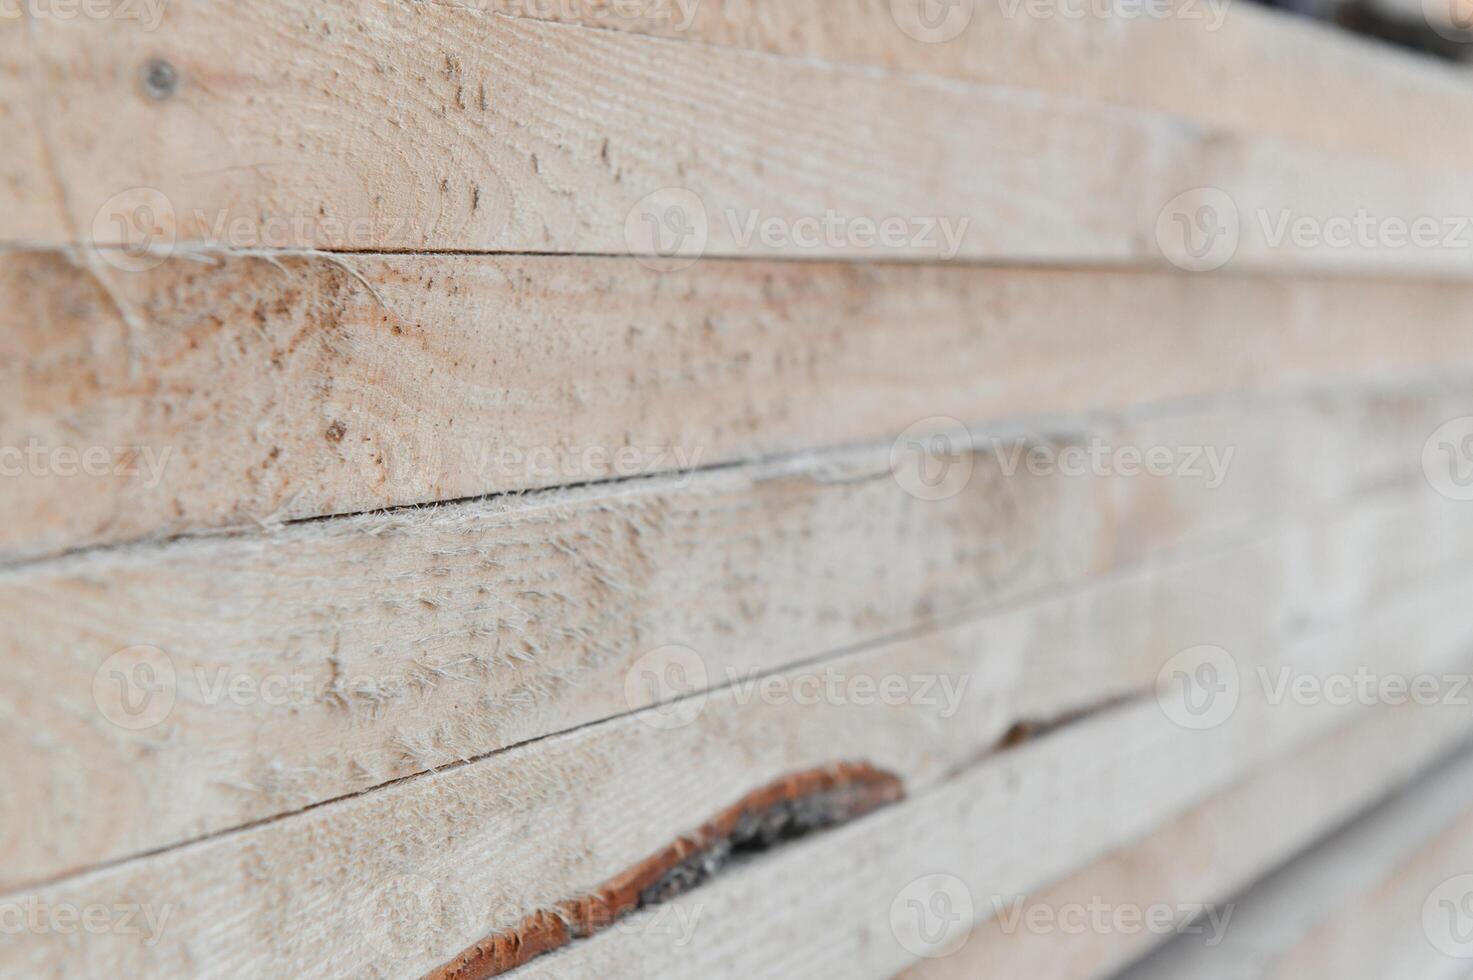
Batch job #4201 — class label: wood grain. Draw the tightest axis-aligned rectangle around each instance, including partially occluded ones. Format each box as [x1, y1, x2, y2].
[9, 1, 1473, 273]
[1124, 741, 1473, 980]
[9, 4, 1473, 978]
[0, 18, 68, 243]
[479, 0, 1473, 171]
[5, 491, 1473, 976]
[11, 250, 1473, 560]
[428, 762, 906, 979]
[536, 697, 1473, 980]
[898, 701, 1473, 980]
[2, 381, 1461, 890]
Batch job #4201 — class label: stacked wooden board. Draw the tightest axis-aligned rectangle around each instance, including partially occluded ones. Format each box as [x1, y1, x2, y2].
[5, 1, 1473, 977]
[1121, 742, 1473, 980]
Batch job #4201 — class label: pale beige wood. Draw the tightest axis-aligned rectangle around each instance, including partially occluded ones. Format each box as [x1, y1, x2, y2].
[1125, 747, 1473, 980]
[11, 0, 1173, 260]
[10, 250, 1473, 560]
[4, 506, 1473, 977]
[1, 380, 1461, 889]
[0, 19, 69, 243]
[535, 698, 1473, 980]
[1258, 804, 1473, 980]
[898, 704, 1473, 980]
[11, 1, 1473, 273]
[476, 0, 1473, 171]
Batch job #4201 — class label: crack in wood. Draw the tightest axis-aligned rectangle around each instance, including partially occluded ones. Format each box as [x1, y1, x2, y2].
[998, 692, 1145, 750]
[423, 762, 905, 979]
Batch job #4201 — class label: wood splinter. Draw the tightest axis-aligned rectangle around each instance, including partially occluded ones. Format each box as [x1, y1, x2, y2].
[425, 762, 905, 979]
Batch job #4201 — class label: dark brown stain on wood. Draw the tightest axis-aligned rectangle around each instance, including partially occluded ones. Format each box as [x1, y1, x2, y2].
[424, 762, 904, 979]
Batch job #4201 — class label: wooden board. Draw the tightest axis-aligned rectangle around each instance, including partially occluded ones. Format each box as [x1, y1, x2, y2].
[5, 503, 1473, 975]
[478, 0, 1473, 170]
[11, 248, 1473, 560]
[503, 699, 1473, 979]
[3, 381, 1463, 888]
[1123, 744, 1473, 980]
[9, 1, 1473, 275]
[9, 4, 1473, 978]
[898, 703, 1473, 980]
[0, 17, 69, 242]
[570, 699, 1473, 980]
